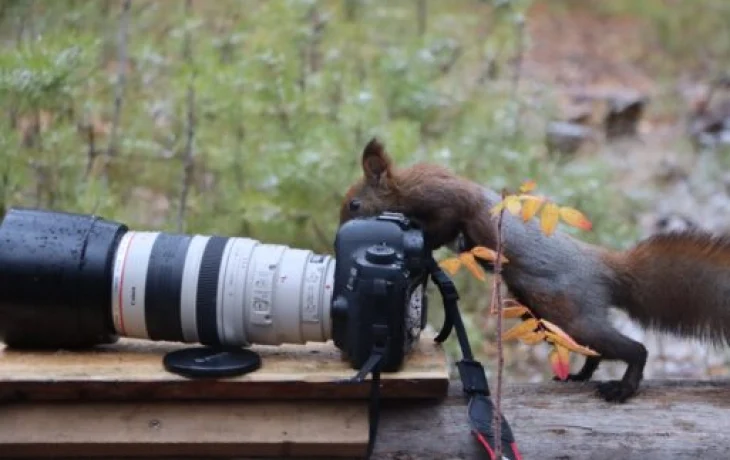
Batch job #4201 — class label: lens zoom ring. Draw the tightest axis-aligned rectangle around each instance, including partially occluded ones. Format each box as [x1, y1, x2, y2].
[145, 233, 192, 342]
[197, 236, 229, 346]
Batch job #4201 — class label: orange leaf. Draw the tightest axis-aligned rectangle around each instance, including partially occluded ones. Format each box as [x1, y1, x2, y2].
[504, 299, 536, 315]
[519, 180, 537, 193]
[545, 332, 600, 357]
[504, 195, 522, 215]
[458, 252, 486, 281]
[470, 246, 509, 264]
[559, 206, 593, 231]
[519, 329, 547, 345]
[520, 195, 544, 222]
[539, 319, 575, 342]
[539, 201, 559, 236]
[502, 318, 539, 341]
[549, 345, 571, 380]
[438, 257, 462, 275]
[501, 305, 531, 319]
[541, 319, 600, 357]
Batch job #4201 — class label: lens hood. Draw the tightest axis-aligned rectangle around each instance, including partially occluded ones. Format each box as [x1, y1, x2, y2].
[0, 207, 127, 348]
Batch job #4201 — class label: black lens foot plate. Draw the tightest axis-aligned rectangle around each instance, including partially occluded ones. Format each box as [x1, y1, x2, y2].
[163, 346, 261, 379]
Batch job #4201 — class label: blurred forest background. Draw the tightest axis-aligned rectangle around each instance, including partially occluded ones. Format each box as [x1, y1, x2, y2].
[3, 0, 730, 383]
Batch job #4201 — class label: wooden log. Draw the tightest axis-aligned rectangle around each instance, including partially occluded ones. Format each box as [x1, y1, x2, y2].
[373, 379, 730, 460]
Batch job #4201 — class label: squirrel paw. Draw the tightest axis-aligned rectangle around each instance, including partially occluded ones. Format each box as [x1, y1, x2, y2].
[596, 380, 637, 403]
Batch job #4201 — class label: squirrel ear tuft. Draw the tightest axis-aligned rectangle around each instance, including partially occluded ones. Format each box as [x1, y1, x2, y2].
[362, 137, 392, 186]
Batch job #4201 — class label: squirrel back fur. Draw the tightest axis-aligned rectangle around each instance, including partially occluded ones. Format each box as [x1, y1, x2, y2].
[340, 137, 730, 403]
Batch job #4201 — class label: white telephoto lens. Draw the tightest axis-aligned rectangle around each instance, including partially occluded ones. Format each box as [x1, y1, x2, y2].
[111, 231, 335, 347]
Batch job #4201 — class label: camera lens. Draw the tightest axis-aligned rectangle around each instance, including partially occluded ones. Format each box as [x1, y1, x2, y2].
[111, 232, 336, 347]
[0, 208, 336, 349]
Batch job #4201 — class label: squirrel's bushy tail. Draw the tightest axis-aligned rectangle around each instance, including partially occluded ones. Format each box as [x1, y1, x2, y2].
[605, 230, 730, 346]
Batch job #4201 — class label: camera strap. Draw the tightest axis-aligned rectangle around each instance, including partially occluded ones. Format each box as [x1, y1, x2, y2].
[426, 255, 523, 460]
[347, 279, 390, 459]
[346, 261, 523, 460]
[349, 345, 383, 459]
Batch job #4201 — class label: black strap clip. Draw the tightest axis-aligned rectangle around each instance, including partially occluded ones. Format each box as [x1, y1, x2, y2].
[457, 359, 490, 396]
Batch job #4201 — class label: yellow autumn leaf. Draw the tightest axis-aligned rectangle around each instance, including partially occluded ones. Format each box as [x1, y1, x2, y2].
[559, 206, 593, 231]
[470, 246, 509, 264]
[519, 180, 537, 193]
[504, 195, 522, 215]
[541, 319, 600, 357]
[502, 318, 540, 341]
[545, 332, 600, 357]
[519, 329, 547, 345]
[520, 195, 544, 222]
[501, 305, 531, 319]
[539, 201, 559, 236]
[539, 319, 573, 341]
[438, 257, 462, 276]
[458, 252, 486, 282]
[549, 344, 571, 380]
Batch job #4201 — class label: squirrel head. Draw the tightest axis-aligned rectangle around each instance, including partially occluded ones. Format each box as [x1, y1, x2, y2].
[339, 137, 400, 226]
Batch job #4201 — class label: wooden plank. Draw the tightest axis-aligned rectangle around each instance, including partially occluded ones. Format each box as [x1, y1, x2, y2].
[0, 332, 449, 402]
[371, 379, 730, 460]
[0, 400, 368, 458]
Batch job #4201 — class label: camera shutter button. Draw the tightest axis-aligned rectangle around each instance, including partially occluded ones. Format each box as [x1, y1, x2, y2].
[365, 245, 396, 265]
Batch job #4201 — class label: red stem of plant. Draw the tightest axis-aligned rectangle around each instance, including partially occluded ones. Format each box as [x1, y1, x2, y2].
[491, 188, 507, 458]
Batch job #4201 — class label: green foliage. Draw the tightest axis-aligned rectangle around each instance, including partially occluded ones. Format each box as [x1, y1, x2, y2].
[0, 0, 646, 365]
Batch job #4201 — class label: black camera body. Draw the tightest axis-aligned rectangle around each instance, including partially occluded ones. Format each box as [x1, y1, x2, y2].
[331, 212, 429, 372]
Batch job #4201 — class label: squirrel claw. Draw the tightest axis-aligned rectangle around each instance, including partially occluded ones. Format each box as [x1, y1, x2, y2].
[596, 380, 637, 403]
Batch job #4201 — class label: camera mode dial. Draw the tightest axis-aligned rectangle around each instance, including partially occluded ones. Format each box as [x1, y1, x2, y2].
[365, 244, 397, 265]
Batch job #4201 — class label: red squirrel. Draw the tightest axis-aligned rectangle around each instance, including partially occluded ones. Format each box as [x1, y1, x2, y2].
[340, 137, 730, 403]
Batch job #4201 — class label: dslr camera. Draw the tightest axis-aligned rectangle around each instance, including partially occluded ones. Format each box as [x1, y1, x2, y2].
[0, 207, 522, 459]
[0, 207, 429, 373]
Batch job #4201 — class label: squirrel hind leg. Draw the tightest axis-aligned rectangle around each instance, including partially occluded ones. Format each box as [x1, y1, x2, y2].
[562, 317, 648, 403]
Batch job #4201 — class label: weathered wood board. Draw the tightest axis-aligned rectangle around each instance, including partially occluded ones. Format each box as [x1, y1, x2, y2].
[0, 400, 368, 458]
[374, 379, 730, 460]
[0, 332, 450, 402]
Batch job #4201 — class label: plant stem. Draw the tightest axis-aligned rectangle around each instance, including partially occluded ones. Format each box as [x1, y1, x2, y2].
[491, 187, 507, 459]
